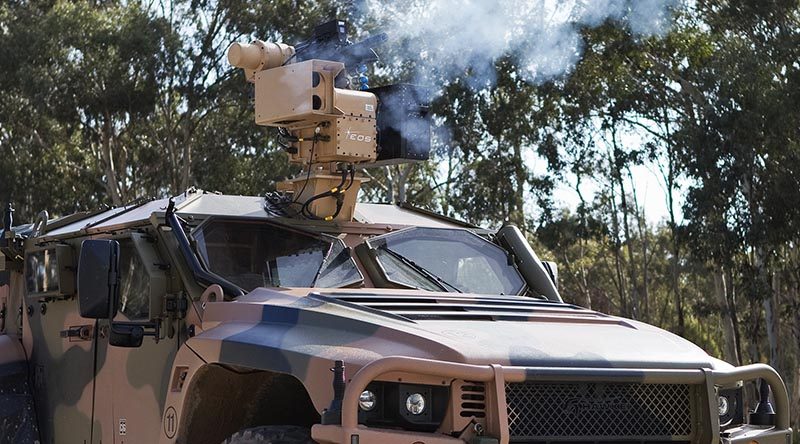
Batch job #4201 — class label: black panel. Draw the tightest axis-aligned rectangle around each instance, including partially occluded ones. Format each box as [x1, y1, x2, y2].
[369, 84, 431, 165]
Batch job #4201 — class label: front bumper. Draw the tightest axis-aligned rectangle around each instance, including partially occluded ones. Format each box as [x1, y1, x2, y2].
[311, 356, 792, 444]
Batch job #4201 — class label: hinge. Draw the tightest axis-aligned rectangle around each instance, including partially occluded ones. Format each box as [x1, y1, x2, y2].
[164, 293, 188, 319]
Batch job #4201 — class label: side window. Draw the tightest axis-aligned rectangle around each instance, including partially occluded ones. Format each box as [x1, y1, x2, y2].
[118, 241, 151, 320]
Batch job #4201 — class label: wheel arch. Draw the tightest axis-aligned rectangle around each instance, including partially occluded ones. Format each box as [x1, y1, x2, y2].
[177, 363, 320, 444]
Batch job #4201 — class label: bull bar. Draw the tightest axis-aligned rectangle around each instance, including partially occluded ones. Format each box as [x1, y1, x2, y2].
[312, 356, 792, 444]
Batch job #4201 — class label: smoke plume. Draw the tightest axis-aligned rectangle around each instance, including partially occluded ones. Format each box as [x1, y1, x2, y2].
[365, 0, 680, 85]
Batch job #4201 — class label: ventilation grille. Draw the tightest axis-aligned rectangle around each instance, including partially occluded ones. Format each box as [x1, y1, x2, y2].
[321, 292, 622, 323]
[458, 381, 486, 418]
[506, 381, 694, 442]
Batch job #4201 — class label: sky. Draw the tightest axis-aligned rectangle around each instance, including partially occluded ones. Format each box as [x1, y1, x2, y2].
[555, 164, 681, 225]
[541, 128, 685, 226]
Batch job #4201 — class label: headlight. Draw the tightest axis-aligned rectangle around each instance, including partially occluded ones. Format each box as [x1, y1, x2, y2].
[718, 387, 743, 428]
[405, 393, 426, 415]
[359, 390, 377, 411]
[718, 395, 730, 416]
[357, 382, 448, 432]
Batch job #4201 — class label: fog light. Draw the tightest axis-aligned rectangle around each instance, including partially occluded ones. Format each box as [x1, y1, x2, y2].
[405, 393, 426, 415]
[359, 390, 377, 411]
[718, 395, 730, 417]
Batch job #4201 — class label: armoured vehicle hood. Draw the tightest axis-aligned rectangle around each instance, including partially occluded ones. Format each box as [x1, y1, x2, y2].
[189, 287, 714, 377]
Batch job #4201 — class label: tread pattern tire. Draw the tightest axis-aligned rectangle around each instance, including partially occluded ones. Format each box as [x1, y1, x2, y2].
[222, 425, 315, 444]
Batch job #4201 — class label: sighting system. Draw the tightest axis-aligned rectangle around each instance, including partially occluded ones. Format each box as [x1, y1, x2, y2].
[228, 20, 430, 221]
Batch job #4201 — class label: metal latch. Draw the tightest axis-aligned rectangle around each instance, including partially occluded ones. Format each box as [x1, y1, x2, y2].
[60, 324, 94, 341]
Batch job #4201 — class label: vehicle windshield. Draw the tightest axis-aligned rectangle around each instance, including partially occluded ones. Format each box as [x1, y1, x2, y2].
[367, 227, 526, 295]
[192, 219, 363, 291]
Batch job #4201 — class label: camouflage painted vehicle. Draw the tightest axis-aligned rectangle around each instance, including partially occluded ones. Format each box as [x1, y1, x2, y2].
[0, 18, 793, 444]
[0, 190, 794, 444]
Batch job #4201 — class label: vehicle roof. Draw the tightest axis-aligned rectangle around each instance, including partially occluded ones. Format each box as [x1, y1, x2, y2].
[37, 191, 470, 240]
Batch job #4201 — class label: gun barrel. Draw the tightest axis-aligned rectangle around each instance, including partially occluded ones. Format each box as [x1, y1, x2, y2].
[357, 33, 388, 48]
[337, 33, 388, 66]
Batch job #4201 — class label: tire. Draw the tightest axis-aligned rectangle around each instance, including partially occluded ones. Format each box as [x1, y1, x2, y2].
[222, 425, 315, 444]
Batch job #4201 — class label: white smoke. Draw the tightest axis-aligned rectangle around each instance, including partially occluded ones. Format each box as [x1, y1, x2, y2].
[365, 0, 680, 85]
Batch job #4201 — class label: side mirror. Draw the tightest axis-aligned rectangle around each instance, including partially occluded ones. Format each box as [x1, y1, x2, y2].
[77, 239, 120, 319]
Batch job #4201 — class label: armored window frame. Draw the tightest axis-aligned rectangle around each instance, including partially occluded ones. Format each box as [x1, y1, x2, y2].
[114, 233, 168, 321]
[24, 244, 75, 300]
[190, 216, 364, 291]
[358, 227, 527, 295]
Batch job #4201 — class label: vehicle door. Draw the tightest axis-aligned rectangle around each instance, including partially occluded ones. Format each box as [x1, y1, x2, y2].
[93, 232, 179, 444]
[23, 241, 97, 444]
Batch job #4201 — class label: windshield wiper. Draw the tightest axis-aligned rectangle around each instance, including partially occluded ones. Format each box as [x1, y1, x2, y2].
[379, 247, 463, 293]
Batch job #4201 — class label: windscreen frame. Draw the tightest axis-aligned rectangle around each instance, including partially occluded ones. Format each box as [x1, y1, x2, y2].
[357, 226, 527, 295]
[189, 216, 364, 291]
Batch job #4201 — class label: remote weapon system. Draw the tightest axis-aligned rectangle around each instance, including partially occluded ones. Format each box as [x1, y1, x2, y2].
[227, 20, 430, 221]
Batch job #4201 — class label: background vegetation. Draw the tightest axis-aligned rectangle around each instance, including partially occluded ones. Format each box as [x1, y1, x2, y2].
[1, 0, 798, 431]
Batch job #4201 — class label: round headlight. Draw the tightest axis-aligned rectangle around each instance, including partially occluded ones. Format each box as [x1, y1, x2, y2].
[359, 390, 377, 411]
[718, 395, 730, 417]
[405, 393, 426, 415]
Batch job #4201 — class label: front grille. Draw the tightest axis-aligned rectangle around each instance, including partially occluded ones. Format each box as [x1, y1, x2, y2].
[506, 381, 694, 442]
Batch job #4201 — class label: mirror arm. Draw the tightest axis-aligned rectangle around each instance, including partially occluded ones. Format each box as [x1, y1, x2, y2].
[109, 320, 161, 348]
[111, 320, 160, 336]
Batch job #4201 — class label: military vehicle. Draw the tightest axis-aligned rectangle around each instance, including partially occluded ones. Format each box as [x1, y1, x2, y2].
[0, 19, 793, 444]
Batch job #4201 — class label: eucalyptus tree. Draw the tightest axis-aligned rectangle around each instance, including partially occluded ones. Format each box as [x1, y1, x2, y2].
[676, 0, 800, 377]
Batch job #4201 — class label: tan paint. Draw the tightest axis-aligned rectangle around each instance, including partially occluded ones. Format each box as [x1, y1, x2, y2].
[285, 173, 366, 222]
[20, 252, 98, 444]
[0, 334, 25, 366]
[159, 344, 207, 444]
[100, 321, 179, 444]
[228, 40, 295, 81]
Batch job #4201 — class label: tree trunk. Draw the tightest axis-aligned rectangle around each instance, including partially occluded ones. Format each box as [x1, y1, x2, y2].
[574, 174, 592, 309]
[764, 269, 780, 371]
[661, 105, 685, 335]
[753, 244, 779, 371]
[792, 271, 800, 431]
[442, 145, 456, 216]
[99, 113, 122, 206]
[725, 268, 744, 364]
[610, 125, 637, 319]
[607, 168, 628, 317]
[180, 122, 193, 191]
[511, 143, 526, 229]
[792, 367, 800, 435]
[714, 269, 739, 365]
[395, 164, 414, 203]
[629, 167, 649, 322]
[383, 166, 395, 203]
